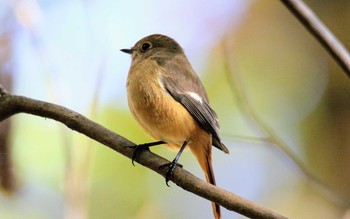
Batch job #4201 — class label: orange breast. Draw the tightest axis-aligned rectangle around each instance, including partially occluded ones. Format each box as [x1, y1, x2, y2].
[127, 60, 197, 149]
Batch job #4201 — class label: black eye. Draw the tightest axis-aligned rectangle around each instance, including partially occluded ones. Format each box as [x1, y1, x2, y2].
[140, 42, 151, 52]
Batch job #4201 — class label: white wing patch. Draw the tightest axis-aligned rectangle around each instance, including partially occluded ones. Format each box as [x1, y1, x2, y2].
[187, 92, 203, 104]
[157, 76, 165, 89]
[159, 75, 204, 104]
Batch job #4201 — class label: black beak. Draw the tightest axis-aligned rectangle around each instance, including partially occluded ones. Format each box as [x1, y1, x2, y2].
[120, 48, 133, 54]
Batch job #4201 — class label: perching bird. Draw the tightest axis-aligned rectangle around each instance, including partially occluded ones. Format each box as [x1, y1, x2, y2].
[121, 34, 229, 219]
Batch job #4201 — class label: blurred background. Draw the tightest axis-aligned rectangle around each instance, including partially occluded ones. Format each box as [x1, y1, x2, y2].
[0, 0, 349, 218]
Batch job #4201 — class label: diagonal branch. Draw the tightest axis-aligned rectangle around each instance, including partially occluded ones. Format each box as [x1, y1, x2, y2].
[221, 38, 350, 207]
[280, 0, 350, 78]
[0, 85, 287, 219]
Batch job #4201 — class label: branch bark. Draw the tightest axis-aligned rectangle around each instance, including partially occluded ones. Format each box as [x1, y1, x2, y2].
[0, 86, 287, 219]
[280, 0, 350, 78]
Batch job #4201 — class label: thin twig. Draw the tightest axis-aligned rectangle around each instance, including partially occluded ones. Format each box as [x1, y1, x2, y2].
[0, 87, 287, 219]
[280, 0, 350, 78]
[221, 39, 350, 207]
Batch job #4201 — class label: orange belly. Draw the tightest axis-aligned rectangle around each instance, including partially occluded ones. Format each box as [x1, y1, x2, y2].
[127, 60, 197, 149]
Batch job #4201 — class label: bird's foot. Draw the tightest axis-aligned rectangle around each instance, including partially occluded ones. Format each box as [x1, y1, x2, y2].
[159, 161, 183, 187]
[127, 144, 150, 166]
[127, 141, 165, 166]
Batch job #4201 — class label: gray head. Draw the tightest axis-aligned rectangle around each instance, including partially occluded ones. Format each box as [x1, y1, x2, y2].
[121, 34, 185, 63]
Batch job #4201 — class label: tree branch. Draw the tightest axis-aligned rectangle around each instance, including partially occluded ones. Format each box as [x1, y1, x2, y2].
[0, 85, 287, 219]
[221, 37, 350, 207]
[280, 0, 350, 78]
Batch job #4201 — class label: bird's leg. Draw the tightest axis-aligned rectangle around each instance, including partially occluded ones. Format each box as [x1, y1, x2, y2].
[159, 140, 189, 186]
[128, 141, 166, 166]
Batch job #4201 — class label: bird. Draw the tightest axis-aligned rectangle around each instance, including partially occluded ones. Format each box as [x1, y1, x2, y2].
[121, 34, 229, 219]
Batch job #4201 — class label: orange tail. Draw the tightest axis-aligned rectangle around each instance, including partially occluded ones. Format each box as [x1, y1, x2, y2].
[204, 154, 221, 219]
[190, 138, 221, 219]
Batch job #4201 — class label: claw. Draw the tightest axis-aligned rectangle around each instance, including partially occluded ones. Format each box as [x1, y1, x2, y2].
[128, 145, 149, 166]
[159, 161, 183, 186]
[127, 141, 165, 166]
[158, 140, 188, 186]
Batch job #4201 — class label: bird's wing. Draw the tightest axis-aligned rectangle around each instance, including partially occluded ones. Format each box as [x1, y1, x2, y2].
[157, 56, 229, 153]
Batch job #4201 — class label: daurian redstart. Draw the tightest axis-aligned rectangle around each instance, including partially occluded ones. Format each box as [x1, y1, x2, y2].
[121, 34, 229, 219]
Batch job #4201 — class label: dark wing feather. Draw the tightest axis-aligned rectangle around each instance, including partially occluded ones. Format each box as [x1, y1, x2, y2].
[158, 55, 229, 153]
